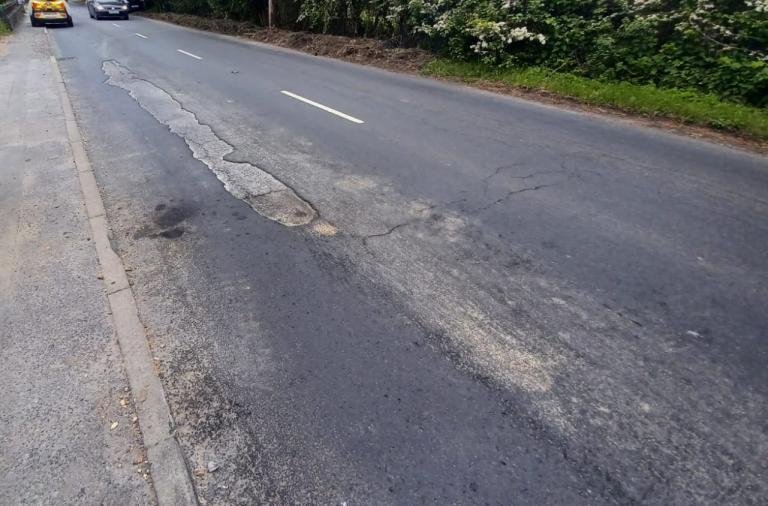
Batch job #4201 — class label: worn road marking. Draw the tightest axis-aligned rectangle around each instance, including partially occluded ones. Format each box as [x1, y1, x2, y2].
[112, 23, 120, 27]
[135, 33, 148, 39]
[280, 90, 364, 124]
[43, 27, 47, 34]
[177, 49, 202, 60]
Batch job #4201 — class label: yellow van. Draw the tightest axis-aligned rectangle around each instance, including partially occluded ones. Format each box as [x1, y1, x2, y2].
[30, 0, 73, 27]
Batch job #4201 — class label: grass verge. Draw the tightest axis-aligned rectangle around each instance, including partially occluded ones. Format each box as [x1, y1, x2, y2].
[424, 60, 768, 141]
[0, 21, 11, 37]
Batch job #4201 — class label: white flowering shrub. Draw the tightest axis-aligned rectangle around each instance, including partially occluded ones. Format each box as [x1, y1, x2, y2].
[746, 0, 767, 13]
[468, 21, 545, 61]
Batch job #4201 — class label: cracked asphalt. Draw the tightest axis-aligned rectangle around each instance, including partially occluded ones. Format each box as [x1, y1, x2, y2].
[47, 5, 768, 504]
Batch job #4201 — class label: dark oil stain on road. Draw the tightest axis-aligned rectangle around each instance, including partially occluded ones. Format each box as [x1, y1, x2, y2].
[159, 228, 185, 239]
[133, 204, 195, 240]
[154, 205, 196, 229]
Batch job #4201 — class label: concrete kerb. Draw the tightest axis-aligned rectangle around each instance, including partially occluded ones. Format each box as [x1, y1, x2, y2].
[46, 42, 199, 506]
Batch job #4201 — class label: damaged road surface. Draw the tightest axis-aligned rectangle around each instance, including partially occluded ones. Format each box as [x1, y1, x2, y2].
[48, 4, 768, 505]
[103, 60, 316, 227]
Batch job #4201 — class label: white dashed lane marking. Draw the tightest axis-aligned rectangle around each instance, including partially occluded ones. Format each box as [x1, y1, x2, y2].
[280, 90, 364, 124]
[177, 49, 202, 60]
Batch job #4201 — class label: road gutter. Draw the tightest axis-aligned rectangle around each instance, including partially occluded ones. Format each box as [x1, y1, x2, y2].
[46, 42, 199, 506]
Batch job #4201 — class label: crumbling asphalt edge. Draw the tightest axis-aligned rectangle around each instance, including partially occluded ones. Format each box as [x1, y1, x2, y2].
[46, 38, 199, 506]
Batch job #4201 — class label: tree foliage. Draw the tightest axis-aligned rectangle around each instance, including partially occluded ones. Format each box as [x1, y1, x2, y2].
[155, 0, 768, 107]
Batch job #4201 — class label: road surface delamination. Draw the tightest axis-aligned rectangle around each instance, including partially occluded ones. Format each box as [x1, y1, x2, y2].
[48, 6, 768, 504]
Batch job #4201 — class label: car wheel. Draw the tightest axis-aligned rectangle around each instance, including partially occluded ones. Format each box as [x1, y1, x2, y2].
[67, 16, 73, 27]
[122, 14, 129, 20]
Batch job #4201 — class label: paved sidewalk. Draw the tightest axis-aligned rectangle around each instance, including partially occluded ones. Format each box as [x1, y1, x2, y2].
[0, 24, 155, 504]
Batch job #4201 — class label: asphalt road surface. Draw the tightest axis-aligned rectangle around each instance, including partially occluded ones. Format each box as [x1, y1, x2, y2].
[47, 5, 767, 504]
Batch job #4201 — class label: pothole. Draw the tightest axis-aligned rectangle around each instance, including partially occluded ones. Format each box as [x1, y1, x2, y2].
[311, 220, 338, 236]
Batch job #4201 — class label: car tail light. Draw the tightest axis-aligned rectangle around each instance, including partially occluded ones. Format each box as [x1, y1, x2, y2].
[31, 0, 44, 9]
[52, 1, 66, 10]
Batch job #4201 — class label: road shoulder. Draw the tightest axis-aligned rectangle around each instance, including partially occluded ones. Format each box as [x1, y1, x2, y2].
[45, 22, 200, 506]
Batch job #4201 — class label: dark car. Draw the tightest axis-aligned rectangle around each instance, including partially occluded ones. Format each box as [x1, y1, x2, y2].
[86, 0, 130, 20]
[126, 0, 146, 11]
[30, 0, 73, 27]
